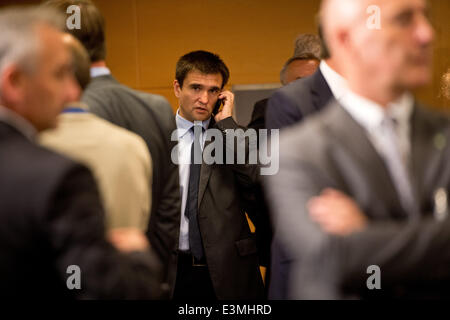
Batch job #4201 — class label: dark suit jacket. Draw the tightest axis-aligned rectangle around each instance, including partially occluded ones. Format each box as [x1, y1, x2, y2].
[0, 121, 163, 299]
[246, 97, 273, 277]
[248, 98, 268, 131]
[267, 101, 450, 299]
[196, 117, 265, 299]
[265, 69, 333, 130]
[264, 69, 333, 298]
[81, 75, 180, 291]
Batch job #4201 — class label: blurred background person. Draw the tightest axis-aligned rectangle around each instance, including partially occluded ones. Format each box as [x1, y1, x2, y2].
[0, 6, 163, 299]
[265, 27, 347, 131]
[293, 33, 323, 58]
[40, 33, 152, 232]
[43, 0, 181, 295]
[248, 52, 320, 131]
[247, 35, 322, 297]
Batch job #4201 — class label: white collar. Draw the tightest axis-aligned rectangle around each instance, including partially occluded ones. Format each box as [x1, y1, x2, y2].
[319, 60, 348, 101]
[340, 90, 414, 131]
[175, 109, 210, 139]
[90, 66, 111, 78]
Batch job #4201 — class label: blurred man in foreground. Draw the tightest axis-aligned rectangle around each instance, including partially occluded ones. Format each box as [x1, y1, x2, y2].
[267, 0, 450, 299]
[0, 6, 162, 299]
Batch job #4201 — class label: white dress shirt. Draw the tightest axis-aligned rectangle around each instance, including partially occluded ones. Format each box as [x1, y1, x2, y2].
[175, 110, 210, 251]
[90, 66, 111, 78]
[319, 60, 348, 102]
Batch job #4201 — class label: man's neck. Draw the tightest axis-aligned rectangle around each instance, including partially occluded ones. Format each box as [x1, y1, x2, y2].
[90, 60, 107, 68]
[324, 58, 341, 76]
[349, 83, 405, 108]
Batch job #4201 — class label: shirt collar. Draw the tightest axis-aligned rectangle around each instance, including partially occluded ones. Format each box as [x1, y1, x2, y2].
[62, 101, 90, 114]
[340, 90, 414, 131]
[319, 60, 348, 101]
[90, 66, 111, 78]
[175, 109, 210, 139]
[0, 105, 37, 141]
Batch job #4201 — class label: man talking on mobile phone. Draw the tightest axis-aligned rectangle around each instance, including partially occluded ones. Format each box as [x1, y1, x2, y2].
[171, 50, 265, 300]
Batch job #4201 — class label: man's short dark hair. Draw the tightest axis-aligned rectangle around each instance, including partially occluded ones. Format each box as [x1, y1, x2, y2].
[175, 50, 230, 89]
[42, 0, 106, 63]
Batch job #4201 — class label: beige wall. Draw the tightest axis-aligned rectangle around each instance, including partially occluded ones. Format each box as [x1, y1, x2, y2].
[92, 0, 450, 112]
[92, 0, 321, 112]
[1, 0, 449, 111]
[415, 0, 450, 111]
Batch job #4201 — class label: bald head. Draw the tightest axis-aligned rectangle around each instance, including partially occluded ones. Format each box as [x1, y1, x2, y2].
[62, 33, 91, 91]
[320, 0, 369, 37]
[319, 0, 434, 105]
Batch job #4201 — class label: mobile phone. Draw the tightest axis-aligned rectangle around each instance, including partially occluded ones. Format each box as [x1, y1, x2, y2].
[213, 98, 223, 115]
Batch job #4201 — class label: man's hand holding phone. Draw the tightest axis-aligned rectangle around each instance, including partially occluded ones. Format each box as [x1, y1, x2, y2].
[214, 90, 234, 122]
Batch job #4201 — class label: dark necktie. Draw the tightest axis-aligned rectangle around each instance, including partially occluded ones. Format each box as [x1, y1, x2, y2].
[185, 125, 204, 260]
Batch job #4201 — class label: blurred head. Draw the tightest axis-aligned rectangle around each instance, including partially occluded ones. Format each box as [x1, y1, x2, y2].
[43, 0, 106, 63]
[62, 33, 91, 91]
[320, 0, 434, 104]
[173, 50, 229, 122]
[0, 6, 80, 131]
[280, 54, 320, 85]
[293, 34, 322, 60]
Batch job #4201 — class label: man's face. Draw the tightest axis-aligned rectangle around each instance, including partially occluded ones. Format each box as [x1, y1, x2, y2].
[284, 59, 320, 85]
[174, 70, 223, 122]
[20, 24, 80, 131]
[353, 0, 434, 91]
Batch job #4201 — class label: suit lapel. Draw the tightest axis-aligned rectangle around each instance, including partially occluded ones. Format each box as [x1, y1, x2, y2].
[324, 103, 407, 218]
[310, 69, 333, 112]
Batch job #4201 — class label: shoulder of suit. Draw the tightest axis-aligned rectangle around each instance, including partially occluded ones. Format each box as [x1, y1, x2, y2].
[135, 91, 174, 115]
[279, 101, 340, 155]
[82, 114, 149, 150]
[277, 75, 316, 97]
[3, 136, 88, 190]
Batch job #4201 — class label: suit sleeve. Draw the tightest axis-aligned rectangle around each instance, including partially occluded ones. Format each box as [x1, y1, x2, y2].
[215, 117, 272, 267]
[248, 100, 267, 131]
[214, 117, 259, 189]
[47, 164, 165, 299]
[147, 97, 181, 289]
[266, 90, 303, 130]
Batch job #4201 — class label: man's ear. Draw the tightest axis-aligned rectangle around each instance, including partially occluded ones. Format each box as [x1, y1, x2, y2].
[173, 79, 181, 98]
[0, 65, 26, 107]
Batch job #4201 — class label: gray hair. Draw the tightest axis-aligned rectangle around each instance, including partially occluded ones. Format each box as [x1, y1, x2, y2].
[0, 6, 65, 77]
[293, 34, 322, 60]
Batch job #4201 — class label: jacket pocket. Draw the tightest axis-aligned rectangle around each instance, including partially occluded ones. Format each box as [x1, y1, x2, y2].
[235, 237, 258, 257]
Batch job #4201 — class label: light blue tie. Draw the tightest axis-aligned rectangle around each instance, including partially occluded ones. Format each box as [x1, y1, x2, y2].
[380, 116, 415, 214]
